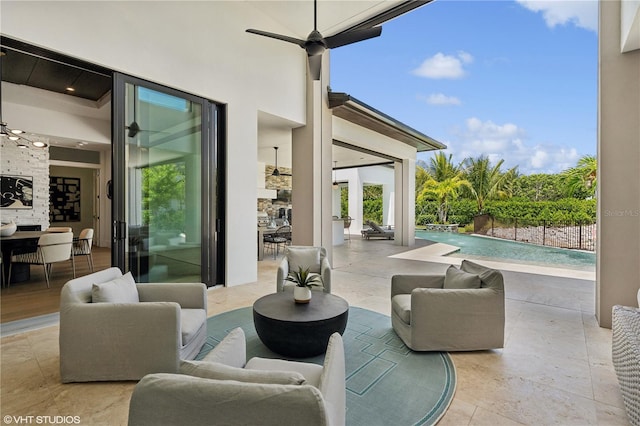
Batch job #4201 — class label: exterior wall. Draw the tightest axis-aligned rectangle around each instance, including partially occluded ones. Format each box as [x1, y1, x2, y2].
[597, 0, 640, 327]
[1, 1, 307, 286]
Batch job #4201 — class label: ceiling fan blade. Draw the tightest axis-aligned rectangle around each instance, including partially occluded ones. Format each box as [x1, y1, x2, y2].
[308, 55, 322, 80]
[325, 26, 382, 49]
[246, 29, 306, 48]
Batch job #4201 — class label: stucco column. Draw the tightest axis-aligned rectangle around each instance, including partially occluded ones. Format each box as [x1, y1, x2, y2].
[347, 169, 364, 235]
[596, 0, 640, 327]
[291, 51, 333, 261]
[383, 183, 394, 226]
[394, 159, 415, 246]
[226, 104, 259, 286]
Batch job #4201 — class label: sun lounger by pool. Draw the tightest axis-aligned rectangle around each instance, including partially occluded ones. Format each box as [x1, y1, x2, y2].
[361, 221, 394, 240]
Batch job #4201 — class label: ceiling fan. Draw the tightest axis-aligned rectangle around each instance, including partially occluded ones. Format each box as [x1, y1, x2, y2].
[246, 0, 382, 80]
[271, 147, 292, 177]
[126, 88, 169, 138]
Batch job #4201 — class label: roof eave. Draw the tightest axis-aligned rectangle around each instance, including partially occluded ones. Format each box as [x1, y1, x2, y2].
[328, 91, 446, 152]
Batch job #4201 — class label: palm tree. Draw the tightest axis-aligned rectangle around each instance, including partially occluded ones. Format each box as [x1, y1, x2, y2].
[426, 152, 461, 181]
[417, 153, 470, 223]
[419, 176, 471, 223]
[462, 156, 517, 213]
[562, 155, 597, 198]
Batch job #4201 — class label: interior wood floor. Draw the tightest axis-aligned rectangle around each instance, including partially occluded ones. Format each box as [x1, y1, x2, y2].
[1, 247, 111, 323]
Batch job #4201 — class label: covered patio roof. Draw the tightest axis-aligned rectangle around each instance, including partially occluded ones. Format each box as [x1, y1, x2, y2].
[329, 91, 445, 169]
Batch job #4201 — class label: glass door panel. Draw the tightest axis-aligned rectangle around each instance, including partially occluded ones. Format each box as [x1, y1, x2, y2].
[123, 82, 203, 283]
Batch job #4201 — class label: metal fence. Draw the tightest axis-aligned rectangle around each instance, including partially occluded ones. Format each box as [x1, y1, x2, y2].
[473, 214, 596, 252]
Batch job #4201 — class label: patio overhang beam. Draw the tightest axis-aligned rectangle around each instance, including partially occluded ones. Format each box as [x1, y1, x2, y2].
[333, 139, 397, 169]
[328, 91, 446, 152]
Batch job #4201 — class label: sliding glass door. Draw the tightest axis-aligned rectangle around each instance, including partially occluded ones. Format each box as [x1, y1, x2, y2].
[112, 74, 219, 285]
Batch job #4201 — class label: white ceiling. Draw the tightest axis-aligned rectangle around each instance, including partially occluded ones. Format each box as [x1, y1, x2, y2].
[244, 1, 406, 39]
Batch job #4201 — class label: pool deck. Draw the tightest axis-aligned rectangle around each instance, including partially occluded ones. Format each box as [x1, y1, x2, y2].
[390, 242, 596, 280]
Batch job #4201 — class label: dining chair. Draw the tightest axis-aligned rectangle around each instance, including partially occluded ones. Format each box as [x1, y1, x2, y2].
[46, 227, 73, 233]
[73, 228, 94, 272]
[263, 225, 291, 259]
[8, 231, 75, 288]
[343, 216, 352, 241]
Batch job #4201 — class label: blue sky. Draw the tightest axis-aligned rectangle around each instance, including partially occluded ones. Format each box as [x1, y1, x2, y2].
[330, 0, 598, 175]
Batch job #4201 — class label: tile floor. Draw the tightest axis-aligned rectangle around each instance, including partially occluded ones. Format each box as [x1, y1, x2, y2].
[0, 237, 629, 425]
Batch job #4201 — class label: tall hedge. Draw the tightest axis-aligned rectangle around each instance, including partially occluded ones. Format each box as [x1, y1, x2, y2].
[416, 197, 596, 226]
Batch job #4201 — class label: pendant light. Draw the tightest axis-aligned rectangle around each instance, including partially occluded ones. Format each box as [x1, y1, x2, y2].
[332, 161, 339, 189]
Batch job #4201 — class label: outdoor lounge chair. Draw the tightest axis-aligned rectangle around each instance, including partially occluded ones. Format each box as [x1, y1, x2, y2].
[361, 221, 394, 240]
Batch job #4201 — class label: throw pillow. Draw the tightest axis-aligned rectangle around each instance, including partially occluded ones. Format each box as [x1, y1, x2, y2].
[91, 272, 139, 303]
[443, 265, 481, 289]
[287, 247, 321, 274]
[180, 360, 307, 385]
[202, 327, 246, 368]
[460, 260, 504, 290]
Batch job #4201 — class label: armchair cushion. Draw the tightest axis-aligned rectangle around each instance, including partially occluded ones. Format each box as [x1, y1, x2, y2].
[180, 309, 207, 346]
[288, 247, 322, 274]
[392, 294, 412, 324]
[443, 265, 481, 289]
[91, 271, 139, 303]
[180, 360, 307, 385]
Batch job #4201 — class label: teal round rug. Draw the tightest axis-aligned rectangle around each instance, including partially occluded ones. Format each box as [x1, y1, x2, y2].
[197, 306, 456, 426]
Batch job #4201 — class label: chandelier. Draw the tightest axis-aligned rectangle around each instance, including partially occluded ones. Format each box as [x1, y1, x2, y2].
[0, 122, 48, 149]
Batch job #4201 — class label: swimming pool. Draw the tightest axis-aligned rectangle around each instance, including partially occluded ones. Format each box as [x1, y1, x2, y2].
[415, 230, 596, 269]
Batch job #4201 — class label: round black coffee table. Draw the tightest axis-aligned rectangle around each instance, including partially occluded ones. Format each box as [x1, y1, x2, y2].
[253, 292, 349, 358]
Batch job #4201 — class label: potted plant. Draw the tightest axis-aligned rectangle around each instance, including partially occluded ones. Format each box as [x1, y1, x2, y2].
[286, 267, 323, 304]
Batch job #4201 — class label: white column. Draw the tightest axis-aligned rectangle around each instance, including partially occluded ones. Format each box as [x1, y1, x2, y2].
[597, 0, 640, 327]
[332, 186, 341, 217]
[348, 169, 364, 234]
[382, 183, 394, 226]
[226, 104, 259, 286]
[394, 159, 415, 247]
[291, 51, 333, 261]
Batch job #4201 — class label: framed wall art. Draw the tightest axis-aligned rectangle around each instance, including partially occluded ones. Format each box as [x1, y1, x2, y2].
[0, 175, 34, 209]
[49, 176, 81, 222]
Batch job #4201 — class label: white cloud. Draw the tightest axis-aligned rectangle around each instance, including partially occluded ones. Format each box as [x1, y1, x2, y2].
[412, 51, 474, 79]
[420, 93, 462, 106]
[444, 117, 581, 174]
[516, 0, 598, 32]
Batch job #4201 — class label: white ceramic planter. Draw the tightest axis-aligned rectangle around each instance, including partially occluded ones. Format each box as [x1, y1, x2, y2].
[294, 286, 312, 304]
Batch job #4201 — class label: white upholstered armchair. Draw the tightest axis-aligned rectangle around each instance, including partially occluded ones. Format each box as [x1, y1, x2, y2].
[59, 267, 207, 382]
[128, 328, 346, 426]
[391, 260, 505, 351]
[277, 246, 332, 293]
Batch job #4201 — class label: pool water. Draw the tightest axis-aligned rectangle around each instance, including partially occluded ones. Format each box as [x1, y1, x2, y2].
[415, 230, 596, 269]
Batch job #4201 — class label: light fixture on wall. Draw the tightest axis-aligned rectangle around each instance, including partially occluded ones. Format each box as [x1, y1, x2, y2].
[332, 161, 339, 189]
[0, 122, 48, 149]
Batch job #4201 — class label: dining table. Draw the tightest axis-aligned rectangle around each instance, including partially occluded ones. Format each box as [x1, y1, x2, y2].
[0, 231, 45, 285]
